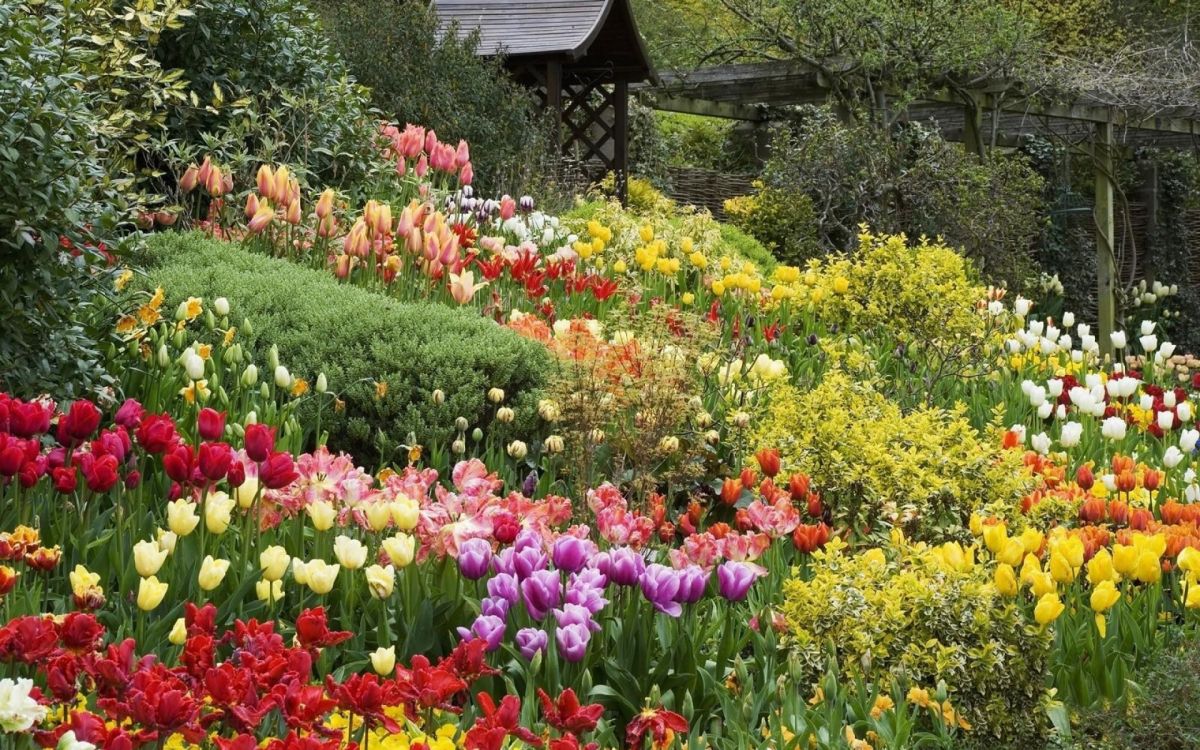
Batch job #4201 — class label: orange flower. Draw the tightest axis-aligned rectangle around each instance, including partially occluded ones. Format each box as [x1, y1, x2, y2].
[0, 566, 18, 596]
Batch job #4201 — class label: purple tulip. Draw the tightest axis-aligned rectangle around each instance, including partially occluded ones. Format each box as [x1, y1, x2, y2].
[480, 595, 511, 619]
[566, 574, 608, 614]
[552, 536, 594, 573]
[487, 572, 520, 604]
[676, 565, 709, 604]
[554, 602, 601, 633]
[522, 469, 539, 497]
[716, 561, 760, 602]
[521, 569, 561, 620]
[639, 564, 682, 617]
[556, 622, 591, 662]
[456, 614, 506, 652]
[458, 538, 493, 580]
[513, 527, 542, 552]
[514, 544, 549, 579]
[608, 547, 646, 587]
[492, 547, 516, 576]
[572, 566, 608, 590]
[515, 627, 549, 660]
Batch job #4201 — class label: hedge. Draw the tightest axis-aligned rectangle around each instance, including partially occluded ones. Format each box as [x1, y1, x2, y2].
[141, 232, 550, 463]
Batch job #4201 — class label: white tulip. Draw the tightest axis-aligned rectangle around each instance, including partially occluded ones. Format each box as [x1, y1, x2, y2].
[1178, 401, 1193, 422]
[1158, 410, 1176, 431]
[1181, 428, 1200, 453]
[1111, 331, 1127, 349]
[274, 365, 291, 389]
[1047, 379, 1064, 398]
[1037, 402, 1054, 419]
[1062, 312, 1075, 328]
[1060, 421, 1083, 448]
[1141, 320, 1156, 335]
[185, 353, 205, 380]
[1031, 432, 1052, 455]
[1101, 416, 1127, 441]
[1014, 296, 1032, 316]
[1140, 334, 1158, 353]
[1164, 446, 1185, 468]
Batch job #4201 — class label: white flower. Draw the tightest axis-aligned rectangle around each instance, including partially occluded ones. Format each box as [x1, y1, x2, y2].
[1039, 337, 1058, 355]
[1178, 401, 1193, 422]
[213, 297, 230, 317]
[1140, 334, 1158, 353]
[1141, 320, 1156, 335]
[1160, 341, 1177, 359]
[1086, 374, 1102, 390]
[1056, 404, 1067, 420]
[1028, 320, 1045, 337]
[1181, 428, 1200, 453]
[57, 731, 97, 750]
[1037, 402, 1054, 419]
[333, 535, 369, 570]
[1110, 331, 1127, 349]
[987, 300, 1004, 316]
[1105, 379, 1122, 399]
[1164, 446, 1185, 469]
[1058, 334, 1073, 350]
[1077, 323, 1091, 337]
[185, 353, 205, 381]
[1140, 394, 1155, 412]
[1027, 385, 1046, 407]
[1014, 296, 1032, 316]
[1069, 387, 1093, 411]
[1062, 312, 1075, 328]
[274, 365, 291, 389]
[1188, 484, 1200, 503]
[0, 677, 48, 732]
[1031, 432, 1052, 455]
[1158, 410, 1176, 431]
[1059, 421, 1083, 448]
[1102, 473, 1117, 492]
[1101, 416, 1127, 441]
[1009, 424, 1027, 445]
[1164, 391, 1178, 408]
[1119, 378, 1141, 398]
[1047, 378, 1064, 398]
[1081, 334, 1097, 353]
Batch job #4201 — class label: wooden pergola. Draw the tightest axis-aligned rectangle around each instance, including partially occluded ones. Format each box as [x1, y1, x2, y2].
[640, 61, 1200, 351]
[434, 0, 655, 201]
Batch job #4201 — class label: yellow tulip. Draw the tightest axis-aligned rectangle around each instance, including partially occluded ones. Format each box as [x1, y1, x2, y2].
[680, 292, 695, 306]
[1086, 549, 1118, 586]
[1090, 579, 1121, 612]
[364, 564, 396, 599]
[998, 538, 1026, 567]
[968, 514, 983, 537]
[1030, 571, 1057, 597]
[983, 524, 1008, 554]
[1020, 553, 1042, 586]
[306, 500, 337, 532]
[612, 259, 627, 274]
[205, 491, 236, 535]
[234, 475, 260, 510]
[157, 529, 178, 555]
[137, 576, 169, 611]
[133, 539, 168, 577]
[382, 533, 416, 568]
[256, 578, 284, 603]
[365, 503, 392, 532]
[167, 499, 200, 537]
[169, 618, 187, 646]
[198, 555, 230, 591]
[1177, 546, 1200, 575]
[1049, 553, 1076, 584]
[291, 559, 308, 586]
[1034, 592, 1065, 625]
[69, 565, 101, 598]
[1051, 535, 1085, 570]
[305, 559, 339, 594]
[1186, 584, 1200, 609]
[832, 276, 850, 294]
[260, 545, 291, 581]
[1112, 544, 1138, 577]
[1095, 613, 1109, 638]
[333, 535, 368, 570]
[390, 498, 420, 531]
[1133, 550, 1161, 584]
[994, 563, 1018, 596]
[1019, 528, 1044, 555]
[371, 645, 396, 676]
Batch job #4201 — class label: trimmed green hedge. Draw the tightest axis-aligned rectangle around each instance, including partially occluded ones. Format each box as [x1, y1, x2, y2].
[142, 232, 549, 462]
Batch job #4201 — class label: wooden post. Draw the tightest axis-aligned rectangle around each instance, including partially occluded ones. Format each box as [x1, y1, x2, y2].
[962, 93, 985, 158]
[1094, 120, 1117, 357]
[546, 62, 563, 152]
[613, 79, 629, 205]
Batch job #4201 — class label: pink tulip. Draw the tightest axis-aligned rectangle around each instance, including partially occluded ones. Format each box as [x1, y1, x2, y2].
[286, 198, 302, 225]
[459, 162, 474, 186]
[334, 253, 353, 279]
[344, 219, 370, 257]
[455, 139, 470, 168]
[197, 156, 213, 187]
[244, 192, 260, 219]
[256, 165, 274, 197]
[424, 129, 438, 155]
[180, 164, 199, 193]
[315, 189, 335, 220]
[247, 205, 275, 234]
[272, 166, 291, 205]
[317, 214, 337, 238]
[206, 165, 224, 197]
[499, 195, 516, 220]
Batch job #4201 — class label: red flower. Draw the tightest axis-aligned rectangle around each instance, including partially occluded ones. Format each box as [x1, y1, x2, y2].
[465, 694, 543, 750]
[325, 673, 403, 732]
[538, 688, 604, 735]
[0, 615, 60, 662]
[82, 453, 120, 493]
[443, 637, 499, 682]
[492, 511, 519, 544]
[590, 276, 619, 302]
[264, 732, 343, 750]
[198, 442, 233, 481]
[1075, 464, 1095, 490]
[792, 522, 831, 554]
[59, 612, 105, 652]
[259, 451, 298, 489]
[624, 707, 688, 750]
[0, 439, 24, 476]
[0, 567, 18, 595]
[294, 607, 352, 650]
[6, 399, 52, 437]
[754, 448, 781, 478]
[244, 423, 276, 462]
[136, 414, 178, 453]
[215, 736, 260, 750]
[58, 400, 101, 444]
[720, 478, 741, 506]
[227, 460, 246, 488]
[394, 656, 468, 711]
[162, 444, 195, 483]
[198, 408, 226, 441]
[185, 602, 218, 636]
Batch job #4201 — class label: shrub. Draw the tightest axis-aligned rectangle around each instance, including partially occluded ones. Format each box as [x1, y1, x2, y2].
[750, 373, 1032, 541]
[723, 181, 821, 265]
[780, 540, 1053, 748]
[317, 0, 551, 196]
[141, 232, 550, 462]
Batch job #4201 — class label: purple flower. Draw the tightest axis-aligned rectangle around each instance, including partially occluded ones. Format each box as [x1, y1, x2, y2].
[554, 602, 601, 632]
[572, 566, 608, 590]
[458, 538, 493, 580]
[114, 399, 144, 429]
[566, 573, 608, 614]
[521, 569, 562, 620]
[487, 572, 520, 604]
[480, 595, 511, 619]
[514, 544, 549, 579]
[456, 614, 506, 652]
[639, 564, 682, 617]
[552, 535, 594, 573]
[513, 527, 542, 553]
[515, 627, 548, 660]
[716, 561, 761, 602]
[522, 469, 539, 497]
[492, 547, 516, 576]
[556, 622, 591, 662]
[676, 565, 709, 605]
[607, 547, 646, 587]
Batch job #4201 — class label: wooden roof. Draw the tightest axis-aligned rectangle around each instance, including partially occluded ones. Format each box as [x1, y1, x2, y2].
[433, 0, 653, 79]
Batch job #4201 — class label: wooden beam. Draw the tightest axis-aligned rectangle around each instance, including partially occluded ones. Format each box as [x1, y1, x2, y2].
[1094, 121, 1117, 357]
[650, 95, 766, 121]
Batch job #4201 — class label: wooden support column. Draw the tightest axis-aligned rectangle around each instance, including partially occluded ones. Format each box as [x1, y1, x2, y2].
[962, 93, 985, 158]
[613, 79, 629, 205]
[546, 62, 563, 151]
[1094, 120, 1117, 358]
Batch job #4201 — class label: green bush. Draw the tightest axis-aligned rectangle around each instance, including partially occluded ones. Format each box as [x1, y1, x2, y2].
[724, 181, 821, 265]
[141, 232, 550, 462]
[780, 542, 1053, 749]
[317, 0, 551, 196]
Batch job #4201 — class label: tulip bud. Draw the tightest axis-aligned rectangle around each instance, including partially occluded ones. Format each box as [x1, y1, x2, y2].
[544, 435, 564, 454]
[371, 646, 396, 676]
[274, 366, 291, 389]
[267, 345, 280, 370]
[185, 354, 205, 381]
[157, 345, 171, 369]
[242, 364, 258, 387]
[432, 389, 446, 405]
[198, 556, 230, 590]
[487, 387, 505, 404]
[213, 297, 230, 317]
[507, 440, 528, 460]
[455, 416, 469, 432]
[168, 617, 188, 645]
[496, 407, 515, 423]
[452, 439, 466, 454]
[316, 373, 328, 393]
[256, 578, 284, 603]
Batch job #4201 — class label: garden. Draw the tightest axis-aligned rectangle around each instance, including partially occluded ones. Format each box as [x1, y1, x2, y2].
[3, 1, 1200, 749]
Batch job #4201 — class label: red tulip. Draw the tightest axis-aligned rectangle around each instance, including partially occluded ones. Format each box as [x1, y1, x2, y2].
[198, 442, 233, 481]
[259, 451, 297, 489]
[163, 444, 195, 483]
[1075, 464, 1095, 490]
[197, 408, 226, 441]
[58, 400, 101, 444]
[52, 466, 78, 494]
[226, 460, 246, 488]
[792, 522, 831, 554]
[1143, 470, 1162, 492]
[1078, 498, 1106, 524]
[754, 448, 781, 478]
[137, 414, 179, 453]
[244, 423, 275, 462]
[739, 467, 757, 490]
[537, 687, 604, 734]
[720, 478, 741, 506]
[787, 473, 810, 500]
[83, 453, 120, 493]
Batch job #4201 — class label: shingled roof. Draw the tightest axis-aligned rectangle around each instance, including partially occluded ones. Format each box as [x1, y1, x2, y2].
[432, 0, 653, 79]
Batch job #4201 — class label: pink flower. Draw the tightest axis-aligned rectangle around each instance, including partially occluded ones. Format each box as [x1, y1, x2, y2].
[449, 270, 487, 304]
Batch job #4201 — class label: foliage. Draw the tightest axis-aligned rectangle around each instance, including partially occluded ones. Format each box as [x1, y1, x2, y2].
[724, 181, 821, 265]
[780, 540, 1054, 748]
[317, 0, 552, 197]
[763, 108, 1045, 288]
[141, 232, 550, 463]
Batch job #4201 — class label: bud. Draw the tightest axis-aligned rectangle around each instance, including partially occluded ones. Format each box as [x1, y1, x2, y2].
[507, 440, 528, 460]
[432, 389, 445, 405]
[315, 373, 328, 393]
[242, 364, 259, 387]
[274, 365, 291, 389]
[496, 407, 515, 423]
[472, 427, 484, 442]
[733, 411, 751, 428]
[157, 345, 171, 369]
[267, 345, 280, 370]
[487, 387, 505, 404]
[168, 618, 188, 646]
[213, 297, 230, 317]
[452, 438, 466, 454]
[455, 416, 469, 432]
[544, 435, 564, 454]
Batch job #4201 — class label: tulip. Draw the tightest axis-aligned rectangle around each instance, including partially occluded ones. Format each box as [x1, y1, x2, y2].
[371, 646, 396, 676]
[315, 188, 336, 220]
[333, 535, 369, 569]
[167, 499, 200, 537]
[522, 569, 562, 620]
[306, 500, 337, 531]
[448, 270, 487, 305]
[256, 578, 284, 603]
[382, 533, 416, 568]
[260, 545, 291, 581]
[458, 538, 493, 580]
[1101, 416, 1127, 441]
[552, 536, 592, 574]
[639, 564, 682, 617]
[1034, 592, 1065, 625]
[234, 475, 260, 509]
[1110, 331, 1127, 349]
[1090, 579, 1121, 612]
[304, 560, 340, 594]
[555, 621, 589, 662]
[133, 539, 169, 577]
[198, 556, 230, 590]
[365, 564, 396, 598]
[180, 164, 200, 193]
[205, 491, 236, 534]
[259, 451, 298, 489]
[389, 498, 420, 531]
[137, 576, 169, 611]
[717, 561, 760, 601]
[168, 618, 188, 646]
[994, 563, 1018, 596]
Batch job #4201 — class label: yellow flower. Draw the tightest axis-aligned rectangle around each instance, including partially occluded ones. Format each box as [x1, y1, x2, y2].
[1049, 552, 1076, 584]
[198, 555, 230, 591]
[638, 224, 654, 243]
[1034, 592, 1065, 625]
[906, 686, 933, 709]
[223, 327, 237, 347]
[1186, 584, 1200, 609]
[612, 259, 628, 274]
[1029, 571, 1057, 597]
[137, 304, 162, 326]
[982, 523, 1008, 554]
[333, 535, 369, 569]
[390, 498, 420, 531]
[184, 297, 203, 320]
[365, 503, 392, 532]
[968, 513, 983, 536]
[680, 292, 695, 306]
[148, 287, 165, 309]
[306, 500, 337, 531]
[711, 279, 726, 297]
[832, 276, 849, 294]
[1177, 546, 1200, 575]
[1090, 579, 1121, 612]
[69, 565, 102, 599]
[234, 475, 260, 510]
[994, 563, 1018, 596]
[382, 533, 416, 568]
[205, 491, 236, 535]
[167, 499, 200, 537]
[133, 539, 169, 577]
[260, 545, 291, 581]
[116, 315, 138, 334]
[256, 578, 285, 603]
[291, 378, 310, 397]
[1086, 549, 1119, 586]
[365, 564, 396, 598]
[196, 343, 212, 360]
[869, 694, 894, 719]
[688, 251, 707, 269]
[304, 559, 340, 595]
[137, 576, 169, 611]
[371, 646, 397, 676]
[1019, 527, 1044, 554]
[375, 380, 388, 401]
[998, 538, 1025, 567]
[169, 618, 187, 645]
[115, 269, 134, 291]
[1112, 544, 1137, 577]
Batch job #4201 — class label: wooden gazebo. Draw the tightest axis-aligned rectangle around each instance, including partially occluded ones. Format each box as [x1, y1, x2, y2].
[433, 0, 655, 200]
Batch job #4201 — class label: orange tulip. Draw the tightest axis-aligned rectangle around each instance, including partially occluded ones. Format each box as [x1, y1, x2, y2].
[448, 270, 487, 304]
